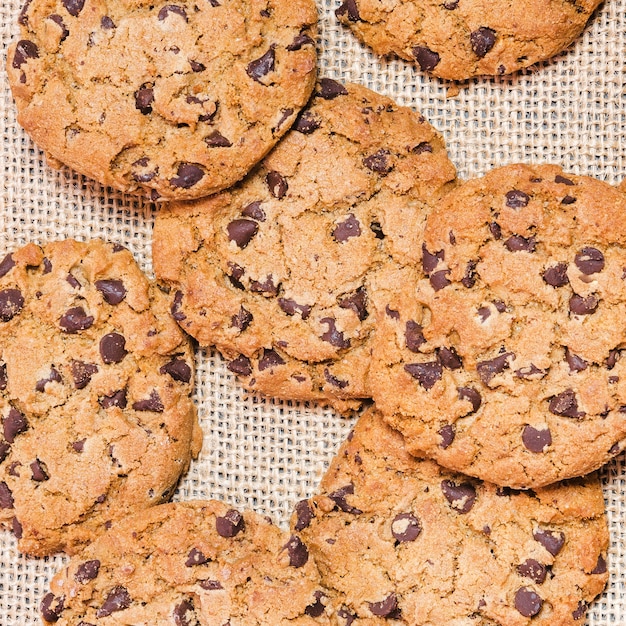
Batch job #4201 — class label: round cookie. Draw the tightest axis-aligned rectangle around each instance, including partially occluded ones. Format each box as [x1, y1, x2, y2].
[7, 0, 318, 200]
[0, 239, 201, 556]
[335, 0, 602, 80]
[41, 500, 330, 624]
[370, 163, 626, 488]
[153, 80, 456, 412]
[291, 407, 609, 625]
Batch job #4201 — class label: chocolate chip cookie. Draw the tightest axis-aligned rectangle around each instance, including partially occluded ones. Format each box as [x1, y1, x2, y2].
[292, 407, 609, 624]
[153, 80, 456, 412]
[41, 499, 330, 624]
[7, 0, 317, 200]
[370, 163, 626, 488]
[335, 0, 601, 80]
[0, 239, 201, 556]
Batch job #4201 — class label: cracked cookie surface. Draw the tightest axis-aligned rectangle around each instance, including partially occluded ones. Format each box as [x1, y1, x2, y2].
[0, 239, 201, 556]
[41, 500, 330, 625]
[291, 407, 608, 625]
[153, 80, 456, 412]
[370, 163, 626, 488]
[335, 0, 602, 80]
[7, 0, 317, 200]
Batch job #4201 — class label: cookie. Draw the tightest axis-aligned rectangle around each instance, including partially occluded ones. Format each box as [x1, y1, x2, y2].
[292, 407, 609, 625]
[153, 80, 456, 412]
[370, 163, 626, 488]
[41, 499, 330, 624]
[0, 239, 201, 556]
[7, 0, 317, 200]
[335, 0, 601, 80]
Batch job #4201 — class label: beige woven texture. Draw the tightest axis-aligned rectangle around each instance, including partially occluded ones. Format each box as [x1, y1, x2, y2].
[1, 0, 625, 621]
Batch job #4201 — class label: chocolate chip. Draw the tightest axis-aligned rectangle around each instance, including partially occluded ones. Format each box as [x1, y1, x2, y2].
[332, 214, 361, 243]
[0, 442, 9, 464]
[72, 439, 86, 452]
[477, 352, 513, 385]
[12, 516, 22, 539]
[12, 39, 39, 71]
[284, 534, 308, 567]
[173, 598, 197, 626]
[404, 361, 442, 390]
[95, 279, 126, 304]
[317, 78, 348, 99]
[230, 306, 253, 331]
[437, 346, 462, 370]
[324, 368, 349, 389]
[339, 288, 368, 321]
[75, 560, 100, 583]
[336, 0, 360, 21]
[391, 513, 421, 542]
[41, 592, 65, 622]
[171, 290, 186, 320]
[458, 387, 482, 413]
[319, 317, 349, 349]
[227, 355, 252, 376]
[514, 364, 546, 379]
[477, 306, 491, 322]
[160, 358, 192, 383]
[564, 348, 587, 372]
[132, 390, 164, 412]
[241, 201, 265, 221]
[278, 298, 311, 319]
[517, 558, 547, 584]
[266, 170, 288, 198]
[96, 586, 131, 617]
[441, 480, 476, 513]
[370, 221, 385, 239]
[0, 254, 15, 278]
[505, 235, 536, 252]
[439, 424, 455, 448]
[505, 190, 529, 208]
[470, 27, 496, 57]
[204, 130, 232, 148]
[199, 580, 223, 590]
[555, 174, 575, 185]
[337, 607, 357, 625]
[62, 0, 84, 15]
[549, 388, 585, 418]
[59, 306, 94, 333]
[286, 31, 315, 51]
[488, 222, 502, 240]
[0, 363, 6, 390]
[369, 594, 397, 617]
[462, 260, 478, 288]
[18, 0, 32, 26]
[185, 547, 209, 566]
[574, 247, 604, 275]
[542, 262, 569, 287]
[256, 348, 284, 371]
[294, 500, 314, 531]
[189, 59, 205, 72]
[305, 591, 327, 617]
[0, 289, 24, 322]
[561, 195, 576, 205]
[101, 15, 115, 28]
[170, 163, 205, 188]
[514, 586, 542, 617]
[363, 149, 392, 174]
[404, 320, 425, 352]
[4, 408, 28, 443]
[293, 111, 321, 133]
[443, 0, 458, 7]
[158, 4, 187, 20]
[36, 366, 62, 392]
[422, 243, 444, 273]
[227, 219, 258, 249]
[216, 509, 244, 537]
[533, 528, 565, 556]
[134, 84, 154, 114]
[329, 484, 362, 514]
[99, 389, 127, 409]
[30, 459, 49, 481]
[413, 46, 440, 71]
[522, 425, 552, 453]
[99, 333, 127, 364]
[250, 275, 278, 295]
[0, 482, 13, 508]
[247, 47, 276, 83]
[430, 269, 451, 291]
[572, 600, 588, 620]
[606, 349, 620, 369]
[591, 554, 607, 574]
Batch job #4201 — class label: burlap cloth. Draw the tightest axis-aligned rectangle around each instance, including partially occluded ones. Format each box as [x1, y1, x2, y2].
[1, 0, 625, 622]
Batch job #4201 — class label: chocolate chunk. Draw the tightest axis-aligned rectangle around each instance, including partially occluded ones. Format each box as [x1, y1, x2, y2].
[0, 442, 9, 464]
[250, 275, 278, 295]
[171, 290, 186, 320]
[0, 481, 14, 510]
[4, 408, 28, 443]
[30, 459, 49, 481]
[458, 387, 482, 413]
[430, 269, 451, 291]
[591, 554, 607, 574]
[337, 607, 357, 625]
[12, 517, 22, 539]
[96, 586, 131, 617]
[336, 0, 360, 21]
[305, 591, 327, 617]
[293, 111, 321, 133]
[173, 598, 196, 626]
[329, 484, 362, 514]
[132, 390, 164, 412]
[436, 346, 462, 369]
[411, 141, 433, 154]
[134, 84, 154, 114]
[413, 46, 440, 71]
[391, 512, 421, 542]
[606, 349, 620, 369]
[241, 201, 265, 221]
[294, 499, 314, 531]
[0, 363, 6, 390]
[543, 262, 569, 287]
[59, 306, 94, 333]
[36, 366, 62, 391]
[160, 358, 192, 383]
[514, 586, 543, 617]
[158, 4, 187, 20]
[286, 31, 315, 51]
[441, 480, 476, 513]
[514, 364, 546, 379]
[100, 333, 127, 364]
[204, 130, 232, 147]
[189, 59, 205, 72]
[572, 600, 588, 620]
[227, 219, 258, 248]
[339, 288, 368, 321]
[443, 0, 458, 7]
[216, 509, 244, 537]
[62, 0, 84, 15]
[505, 189, 530, 208]
[41, 592, 65, 622]
[363, 149, 392, 174]
[533, 528, 565, 556]
[185, 547, 209, 566]
[522, 425, 552, 453]
[369, 594, 397, 617]
[489, 222, 502, 239]
[99, 389, 127, 409]
[199, 580, 223, 590]
[247, 48, 275, 82]
[101, 15, 115, 28]
[462, 259, 478, 288]
[266, 170, 288, 198]
[66, 273, 81, 289]
[231, 306, 253, 331]
[75, 560, 101, 583]
[405, 320, 425, 352]
[324, 368, 348, 389]
[12, 40, 39, 70]
[0, 254, 15, 278]
[439, 424, 455, 448]
[131, 157, 157, 182]
[470, 27, 496, 57]
[333, 214, 361, 242]
[258, 348, 285, 371]
[227, 355, 252, 376]
[385, 304, 399, 319]
[517, 558, 547, 584]
[317, 78, 348, 99]
[574, 247, 604, 275]
[476, 352, 513, 385]
[370, 221, 385, 239]
[549, 388, 585, 418]
[284, 534, 308, 567]
[555, 174, 575, 185]
[0, 289, 24, 322]
[72, 439, 86, 452]
[422, 243, 444, 273]
[95, 279, 126, 304]
[561, 195, 576, 205]
[170, 163, 205, 188]
[278, 298, 311, 319]
[505, 235, 536, 252]
[404, 361, 442, 390]
[565, 348, 587, 372]
[320, 318, 350, 349]
[477, 306, 491, 322]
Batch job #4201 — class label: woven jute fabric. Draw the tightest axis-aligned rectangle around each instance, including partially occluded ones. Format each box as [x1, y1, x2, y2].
[1, 0, 625, 621]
